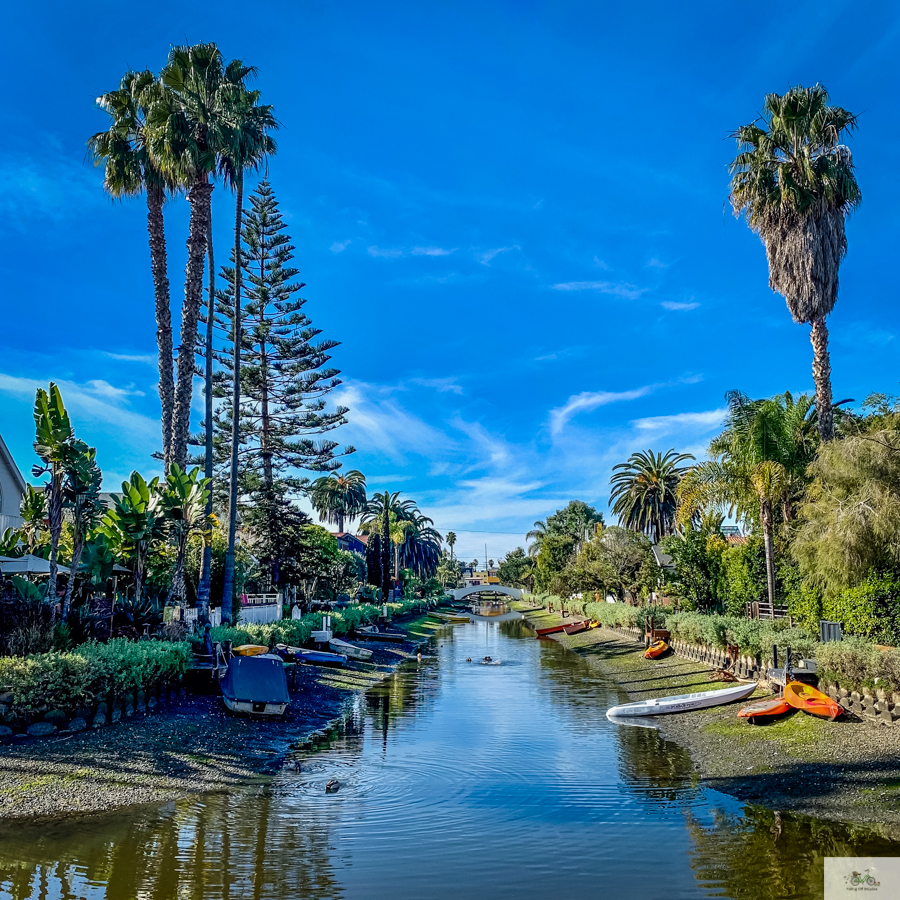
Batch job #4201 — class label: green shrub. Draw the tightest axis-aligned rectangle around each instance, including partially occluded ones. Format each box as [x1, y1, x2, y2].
[823, 574, 900, 645]
[0, 639, 191, 718]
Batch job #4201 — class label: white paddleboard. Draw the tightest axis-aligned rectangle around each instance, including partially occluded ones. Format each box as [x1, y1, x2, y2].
[606, 682, 756, 717]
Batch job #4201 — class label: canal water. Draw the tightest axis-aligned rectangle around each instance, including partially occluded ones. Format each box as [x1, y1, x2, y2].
[1, 612, 898, 900]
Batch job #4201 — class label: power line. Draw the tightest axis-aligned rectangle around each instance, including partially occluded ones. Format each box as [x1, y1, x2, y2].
[439, 529, 527, 535]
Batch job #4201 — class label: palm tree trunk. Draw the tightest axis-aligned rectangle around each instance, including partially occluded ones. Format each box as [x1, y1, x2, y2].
[197, 224, 215, 610]
[147, 184, 175, 467]
[761, 501, 776, 609]
[810, 314, 834, 442]
[222, 173, 244, 623]
[337, 511, 345, 533]
[171, 174, 214, 471]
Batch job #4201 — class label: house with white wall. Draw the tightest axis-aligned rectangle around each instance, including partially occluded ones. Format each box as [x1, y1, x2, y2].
[0, 434, 26, 533]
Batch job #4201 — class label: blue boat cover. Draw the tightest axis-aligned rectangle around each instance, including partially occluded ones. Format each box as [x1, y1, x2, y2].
[221, 656, 289, 704]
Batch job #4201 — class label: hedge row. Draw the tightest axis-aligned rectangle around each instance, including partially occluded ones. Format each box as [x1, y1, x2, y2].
[205, 597, 436, 649]
[0, 640, 191, 717]
[538, 595, 820, 661]
[816, 638, 900, 692]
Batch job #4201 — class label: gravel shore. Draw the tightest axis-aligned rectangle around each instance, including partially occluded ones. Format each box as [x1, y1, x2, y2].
[518, 604, 900, 837]
[0, 621, 434, 826]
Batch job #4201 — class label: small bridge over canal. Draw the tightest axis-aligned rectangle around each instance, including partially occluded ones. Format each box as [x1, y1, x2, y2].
[448, 584, 522, 602]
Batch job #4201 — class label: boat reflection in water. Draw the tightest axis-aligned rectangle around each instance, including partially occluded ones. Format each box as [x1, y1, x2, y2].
[469, 599, 510, 617]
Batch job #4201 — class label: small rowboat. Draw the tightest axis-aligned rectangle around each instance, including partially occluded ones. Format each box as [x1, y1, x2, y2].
[329, 637, 373, 661]
[784, 681, 841, 720]
[644, 640, 668, 660]
[233, 644, 269, 657]
[274, 644, 348, 668]
[430, 613, 471, 623]
[356, 626, 406, 643]
[738, 697, 792, 724]
[535, 624, 568, 637]
[606, 682, 757, 718]
[563, 620, 591, 635]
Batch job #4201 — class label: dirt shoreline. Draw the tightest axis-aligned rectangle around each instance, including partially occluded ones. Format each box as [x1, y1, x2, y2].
[517, 603, 900, 838]
[0, 617, 438, 826]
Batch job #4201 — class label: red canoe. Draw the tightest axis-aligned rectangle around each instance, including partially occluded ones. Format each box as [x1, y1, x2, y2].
[783, 681, 842, 721]
[563, 621, 591, 635]
[535, 623, 568, 637]
[737, 697, 792, 723]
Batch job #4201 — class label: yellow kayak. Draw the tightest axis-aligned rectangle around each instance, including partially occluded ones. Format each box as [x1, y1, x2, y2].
[233, 644, 269, 657]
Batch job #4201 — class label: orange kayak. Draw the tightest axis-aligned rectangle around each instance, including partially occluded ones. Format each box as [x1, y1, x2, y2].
[644, 640, 668, 660]
[783, 681, 841, 720]
[738, 697, 792, 723]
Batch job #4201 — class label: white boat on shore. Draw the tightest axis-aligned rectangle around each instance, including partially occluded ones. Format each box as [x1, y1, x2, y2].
[330, 637, 373, 661]
[606, 682, 756, 718]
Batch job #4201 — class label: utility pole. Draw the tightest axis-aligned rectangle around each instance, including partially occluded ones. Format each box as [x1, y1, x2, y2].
[484, 544, 488, 573]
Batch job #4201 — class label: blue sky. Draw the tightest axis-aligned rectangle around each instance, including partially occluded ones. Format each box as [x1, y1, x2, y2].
[1, 1, 899, 563]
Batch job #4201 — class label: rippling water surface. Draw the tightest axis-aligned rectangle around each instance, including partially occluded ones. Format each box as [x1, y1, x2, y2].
[2, 613, 899, 900]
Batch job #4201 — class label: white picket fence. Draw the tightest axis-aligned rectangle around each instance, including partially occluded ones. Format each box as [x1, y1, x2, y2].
[181, 594, 282, 630]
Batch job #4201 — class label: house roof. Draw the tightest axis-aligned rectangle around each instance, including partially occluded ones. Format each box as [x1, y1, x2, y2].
[0, 433, 26, 495]
[651, 544, 674, 570]
[332, 532, 368, 547]
[725, 535, 748, 545]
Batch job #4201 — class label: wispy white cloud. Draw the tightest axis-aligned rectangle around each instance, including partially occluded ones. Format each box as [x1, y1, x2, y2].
[593, 256, 610, 270]
[476, 246, 519, 266]
[104, 352, 158, 366]
[0, 149, 99, 225]
[646, 257, 668, 269]
[408, 377, 464, 394]
[549, 386, 653, 435]
[550, 281, 647, 300]
[661, 300, 700, 311]
[330, 240, 351, 253]
[632, 408, 726, 433]
[536, 353, 557, 361]
[331, 381, 456, 463]
[411, 246, 456, 256]
[0, 372, 160, 444]
[367, 246, 404, 258]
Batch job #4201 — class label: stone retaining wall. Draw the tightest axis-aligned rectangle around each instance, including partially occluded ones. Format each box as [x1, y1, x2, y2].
[0, 678, 184, 741]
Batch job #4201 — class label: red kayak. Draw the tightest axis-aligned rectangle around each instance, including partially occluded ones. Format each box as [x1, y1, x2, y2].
[563, 621, 591, 635]
[737, 697, 792, 724]
[535, 623, 568, 637]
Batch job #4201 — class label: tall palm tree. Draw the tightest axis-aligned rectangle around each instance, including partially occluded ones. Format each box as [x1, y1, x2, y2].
[146, 43, 233, 471]
[445, 531, 457, 561]
[89, 70, 178, 464]
[729, 85, 861, 441]
[609, 449, 695, 544]
[218, 76, 277, 624]
[678, 390, 818, 607]
[526, 520, 547, 558]
[310, 470, 368, 532]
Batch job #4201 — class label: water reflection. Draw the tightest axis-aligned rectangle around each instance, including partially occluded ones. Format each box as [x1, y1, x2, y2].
[2, 619, 900, 900]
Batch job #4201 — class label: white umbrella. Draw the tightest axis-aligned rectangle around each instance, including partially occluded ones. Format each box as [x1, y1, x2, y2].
[0, 554, 70, 575]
